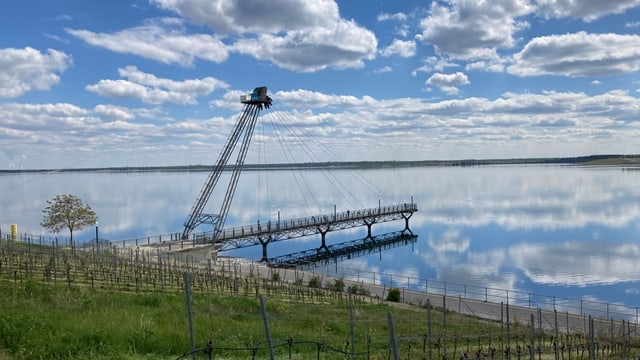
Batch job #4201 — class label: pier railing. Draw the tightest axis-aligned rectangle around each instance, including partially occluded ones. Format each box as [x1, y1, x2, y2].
[66, 202, 418, 249]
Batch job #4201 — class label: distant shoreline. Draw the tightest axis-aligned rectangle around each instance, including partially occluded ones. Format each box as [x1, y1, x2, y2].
[2, 154, 639, 174]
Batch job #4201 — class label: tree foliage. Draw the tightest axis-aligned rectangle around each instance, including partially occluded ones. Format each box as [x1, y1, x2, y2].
[386, 288, 401, 302]
[41, 194, 97, 243]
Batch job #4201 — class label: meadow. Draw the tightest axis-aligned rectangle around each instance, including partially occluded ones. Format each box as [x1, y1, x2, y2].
[1, 238, 637, 359]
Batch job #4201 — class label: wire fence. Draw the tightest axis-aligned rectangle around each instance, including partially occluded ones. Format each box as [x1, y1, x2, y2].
[2, 233, 640, 359]
[4, 230, 639, 325]
[302, 261, 640, 324]
[177, 298, 637, 360]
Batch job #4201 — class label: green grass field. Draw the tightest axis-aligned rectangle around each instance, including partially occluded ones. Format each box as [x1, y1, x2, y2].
[1, 240, 637, 359]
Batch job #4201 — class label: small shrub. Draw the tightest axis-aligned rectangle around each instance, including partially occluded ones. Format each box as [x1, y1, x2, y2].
[357, 286, 370, 296]
[386, 288, 401, 302]
[308, 276, 321, 288]
[332, 279, 345, 292]
[271, 272, 280, 282]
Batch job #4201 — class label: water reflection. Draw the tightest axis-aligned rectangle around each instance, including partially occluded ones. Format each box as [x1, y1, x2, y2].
[269, 231, 418, 268]
[1, 165, 640, 308]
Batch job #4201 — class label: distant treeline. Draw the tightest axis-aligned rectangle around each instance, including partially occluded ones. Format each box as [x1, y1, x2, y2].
[2, 154, 640, 174]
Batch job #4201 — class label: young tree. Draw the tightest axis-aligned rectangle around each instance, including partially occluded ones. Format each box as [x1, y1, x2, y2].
[41, 194, 98, 245]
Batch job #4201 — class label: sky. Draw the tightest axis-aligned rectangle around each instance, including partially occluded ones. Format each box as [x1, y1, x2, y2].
[2, 0, 640, 169]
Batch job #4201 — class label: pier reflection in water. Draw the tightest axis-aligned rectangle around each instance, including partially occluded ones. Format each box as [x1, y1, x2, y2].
[2, 165, 640, 309]
[268, 231, 417, 268]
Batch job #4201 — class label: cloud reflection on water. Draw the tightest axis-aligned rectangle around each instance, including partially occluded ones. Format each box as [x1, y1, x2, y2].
[2, 165, 640, 307]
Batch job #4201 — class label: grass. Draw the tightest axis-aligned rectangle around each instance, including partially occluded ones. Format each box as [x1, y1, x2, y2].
[0, 278, 507, 359]
[1, 240, 638, 359]
[1, 282, 187, 359]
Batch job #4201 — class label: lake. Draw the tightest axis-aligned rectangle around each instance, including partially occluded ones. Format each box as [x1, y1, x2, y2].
[2, 165, 640, 315]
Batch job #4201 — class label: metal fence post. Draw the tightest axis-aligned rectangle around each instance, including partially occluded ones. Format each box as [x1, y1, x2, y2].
[554, 309, 559, 360]
[183, 272, 196, 360]
[506, 302, 511, 360]
[589, 315, 595, 360]
[427, 299, 432, 360]
[259, 295, 275, 360]
[387, 311, 399, 360]
[530, 314, 535, 360]
[349, 289, 355, 360]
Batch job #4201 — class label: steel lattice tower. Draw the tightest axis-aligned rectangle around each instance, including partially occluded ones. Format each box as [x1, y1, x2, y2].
[181, 86, 272, 240]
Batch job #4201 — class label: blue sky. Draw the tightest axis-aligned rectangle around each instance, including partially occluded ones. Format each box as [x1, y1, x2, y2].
[2, 0, 640, 169]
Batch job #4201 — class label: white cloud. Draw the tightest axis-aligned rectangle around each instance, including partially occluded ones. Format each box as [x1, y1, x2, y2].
[377, 12, 408, 22]
[4, 88, 640, 168]
[374, 66, 393, 74]
[0, 103, 93, 146]
[412, 56, 459, 76]
[465, 59, 506, 73]
[380, 39, 416, 57]
[508, 32, 640, 77]
[70, 2, 377, 73]
[535, 0, 640, 21]
[0, 47, 71, 98]
[230, 19, 377, 72]
[66, 18, 228, 66]
[151, 0, 339, 34]
[86, 66, 228, 104]
[93, 104, 134, 121]
[426, 72, 469, 94]
[419, 0, 532, 60]
[274, 89, 376, 109]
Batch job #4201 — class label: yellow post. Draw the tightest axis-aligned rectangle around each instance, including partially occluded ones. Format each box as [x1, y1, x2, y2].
[10, 224, 17, 241]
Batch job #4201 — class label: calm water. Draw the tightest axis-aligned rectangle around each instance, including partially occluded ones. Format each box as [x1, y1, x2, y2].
[2, 165, 640, 309]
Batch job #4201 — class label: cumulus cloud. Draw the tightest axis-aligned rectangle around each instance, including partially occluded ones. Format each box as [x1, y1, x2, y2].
[68, 1, 377, 73]
[151, 0, 339, 34]
[66, 18, 228, 66]
[274, 89, 376, 109]
[151, 0, 377, 72]
[426, 72, 469, 94]
[0, 103, 90, 136]
[535, 0, 640, 21]
[86, 66, 228, 104]
[419, 0, 532, 60]
[93, 104, 134, 121]
[4, 88, 640, 168]
[508, 32, 640, 77]
[230, 20, 377, 72]
[412, 56, 458, 76]
[0, 47, 71, 98]
[380, 39, 416, 57]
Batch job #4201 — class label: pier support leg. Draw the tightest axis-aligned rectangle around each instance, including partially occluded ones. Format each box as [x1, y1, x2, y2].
[317, 227, 330, 253]
[363, 219, 376, 239]
[401, 212, 413, 235]
[259, 236, 271, 263]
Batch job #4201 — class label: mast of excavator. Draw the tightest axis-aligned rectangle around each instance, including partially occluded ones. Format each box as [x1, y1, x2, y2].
[181, 86, 272, 241]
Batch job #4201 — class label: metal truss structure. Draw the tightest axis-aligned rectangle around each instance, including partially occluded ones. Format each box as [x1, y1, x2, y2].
[213, 202, 417, 260]
[181, 87, 272, 240]
[179, 85, 418, 261]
